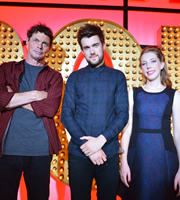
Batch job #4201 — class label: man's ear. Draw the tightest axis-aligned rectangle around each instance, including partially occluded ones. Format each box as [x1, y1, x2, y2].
[26, 38, 29, 47]
[103, 42, 106, 50]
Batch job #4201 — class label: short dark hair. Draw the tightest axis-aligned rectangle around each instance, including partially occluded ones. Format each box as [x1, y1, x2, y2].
[27, 23, 53, 47]
[77, 24, 105, 49]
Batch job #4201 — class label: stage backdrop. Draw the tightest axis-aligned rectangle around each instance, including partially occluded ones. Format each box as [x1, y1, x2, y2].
[0, 0, 180, 199]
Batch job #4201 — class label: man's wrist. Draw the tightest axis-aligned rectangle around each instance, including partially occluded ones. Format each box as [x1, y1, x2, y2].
[98, 134, 107, 146]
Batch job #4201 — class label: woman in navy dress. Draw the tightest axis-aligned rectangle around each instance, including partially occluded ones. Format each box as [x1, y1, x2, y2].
[119, 46, 180, 200]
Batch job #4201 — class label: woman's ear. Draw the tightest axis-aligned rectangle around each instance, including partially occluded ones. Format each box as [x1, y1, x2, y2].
[161, 62, 165, 70]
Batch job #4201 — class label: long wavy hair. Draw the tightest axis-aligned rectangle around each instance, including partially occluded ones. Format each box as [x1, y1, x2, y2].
[139, 46, 172, 88]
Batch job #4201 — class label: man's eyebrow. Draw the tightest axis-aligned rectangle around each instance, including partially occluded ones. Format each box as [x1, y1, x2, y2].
[93, 42, 99, 46]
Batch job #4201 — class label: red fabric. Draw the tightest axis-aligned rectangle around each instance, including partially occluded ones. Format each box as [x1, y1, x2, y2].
[0, 60, 63, 156]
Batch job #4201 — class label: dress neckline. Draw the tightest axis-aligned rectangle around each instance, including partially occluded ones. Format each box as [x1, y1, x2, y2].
[141, 87, 167, 94]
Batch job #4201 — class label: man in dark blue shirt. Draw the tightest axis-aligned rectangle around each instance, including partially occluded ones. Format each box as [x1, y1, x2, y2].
[61, 24, 128, 200]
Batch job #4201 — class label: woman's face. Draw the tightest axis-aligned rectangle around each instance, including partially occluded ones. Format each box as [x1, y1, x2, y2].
[141, 51, 164, 82]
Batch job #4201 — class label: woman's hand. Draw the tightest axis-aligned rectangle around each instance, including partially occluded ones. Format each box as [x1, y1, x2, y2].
[120, 161, 131, 188]
[174, 168, 180, 196]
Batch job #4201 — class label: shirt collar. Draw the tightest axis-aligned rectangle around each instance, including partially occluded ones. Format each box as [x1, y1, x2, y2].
[87, 62, 106, 73]
[22, 59, 51, 71]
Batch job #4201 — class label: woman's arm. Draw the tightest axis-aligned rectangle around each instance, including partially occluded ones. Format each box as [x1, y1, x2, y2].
[173, 90, 180, 196]
[120, 89, 134, 187]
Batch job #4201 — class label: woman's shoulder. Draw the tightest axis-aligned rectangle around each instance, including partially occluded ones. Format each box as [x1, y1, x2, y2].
[164, 87, 176, 96]
[174, 90, 180, 100]
[132, 86, 142, 95]
[128, 87, 142, 102]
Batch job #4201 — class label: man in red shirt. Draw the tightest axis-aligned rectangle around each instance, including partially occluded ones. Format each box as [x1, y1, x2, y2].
[0, 23, 63, 200]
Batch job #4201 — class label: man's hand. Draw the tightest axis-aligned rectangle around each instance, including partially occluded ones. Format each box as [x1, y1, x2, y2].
[80, 134, 107, 156]
[6, 86, 47, 101]
[33, 90, 48, 101]
[5, 86, 48, 109]
[6, 86, 13, 92]
[89, 149, 107, 165]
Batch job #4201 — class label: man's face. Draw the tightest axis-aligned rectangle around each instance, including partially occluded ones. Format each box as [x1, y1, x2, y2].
[81, 35, 105, 68]
[26, 31, 50, 64]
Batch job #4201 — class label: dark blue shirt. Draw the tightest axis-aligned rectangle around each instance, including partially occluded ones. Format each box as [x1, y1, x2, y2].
[61, 63, 128, 158]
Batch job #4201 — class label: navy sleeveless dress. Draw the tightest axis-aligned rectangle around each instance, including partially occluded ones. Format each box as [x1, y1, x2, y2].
[118, 87, 180, 200]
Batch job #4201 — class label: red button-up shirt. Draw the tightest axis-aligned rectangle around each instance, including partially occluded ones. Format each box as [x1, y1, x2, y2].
[0, 60, 63, 156]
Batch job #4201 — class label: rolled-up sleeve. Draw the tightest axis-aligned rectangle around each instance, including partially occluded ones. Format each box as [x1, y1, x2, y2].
[31, 71, 63, 118]
[0, 64, 15, 111]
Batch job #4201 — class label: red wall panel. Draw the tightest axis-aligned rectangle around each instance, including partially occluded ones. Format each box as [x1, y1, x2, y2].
[0, 0, 124, 6]
[129, 11, 180, 45]
[129, 0, 180, 9]
[0, 6, 123, 41]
